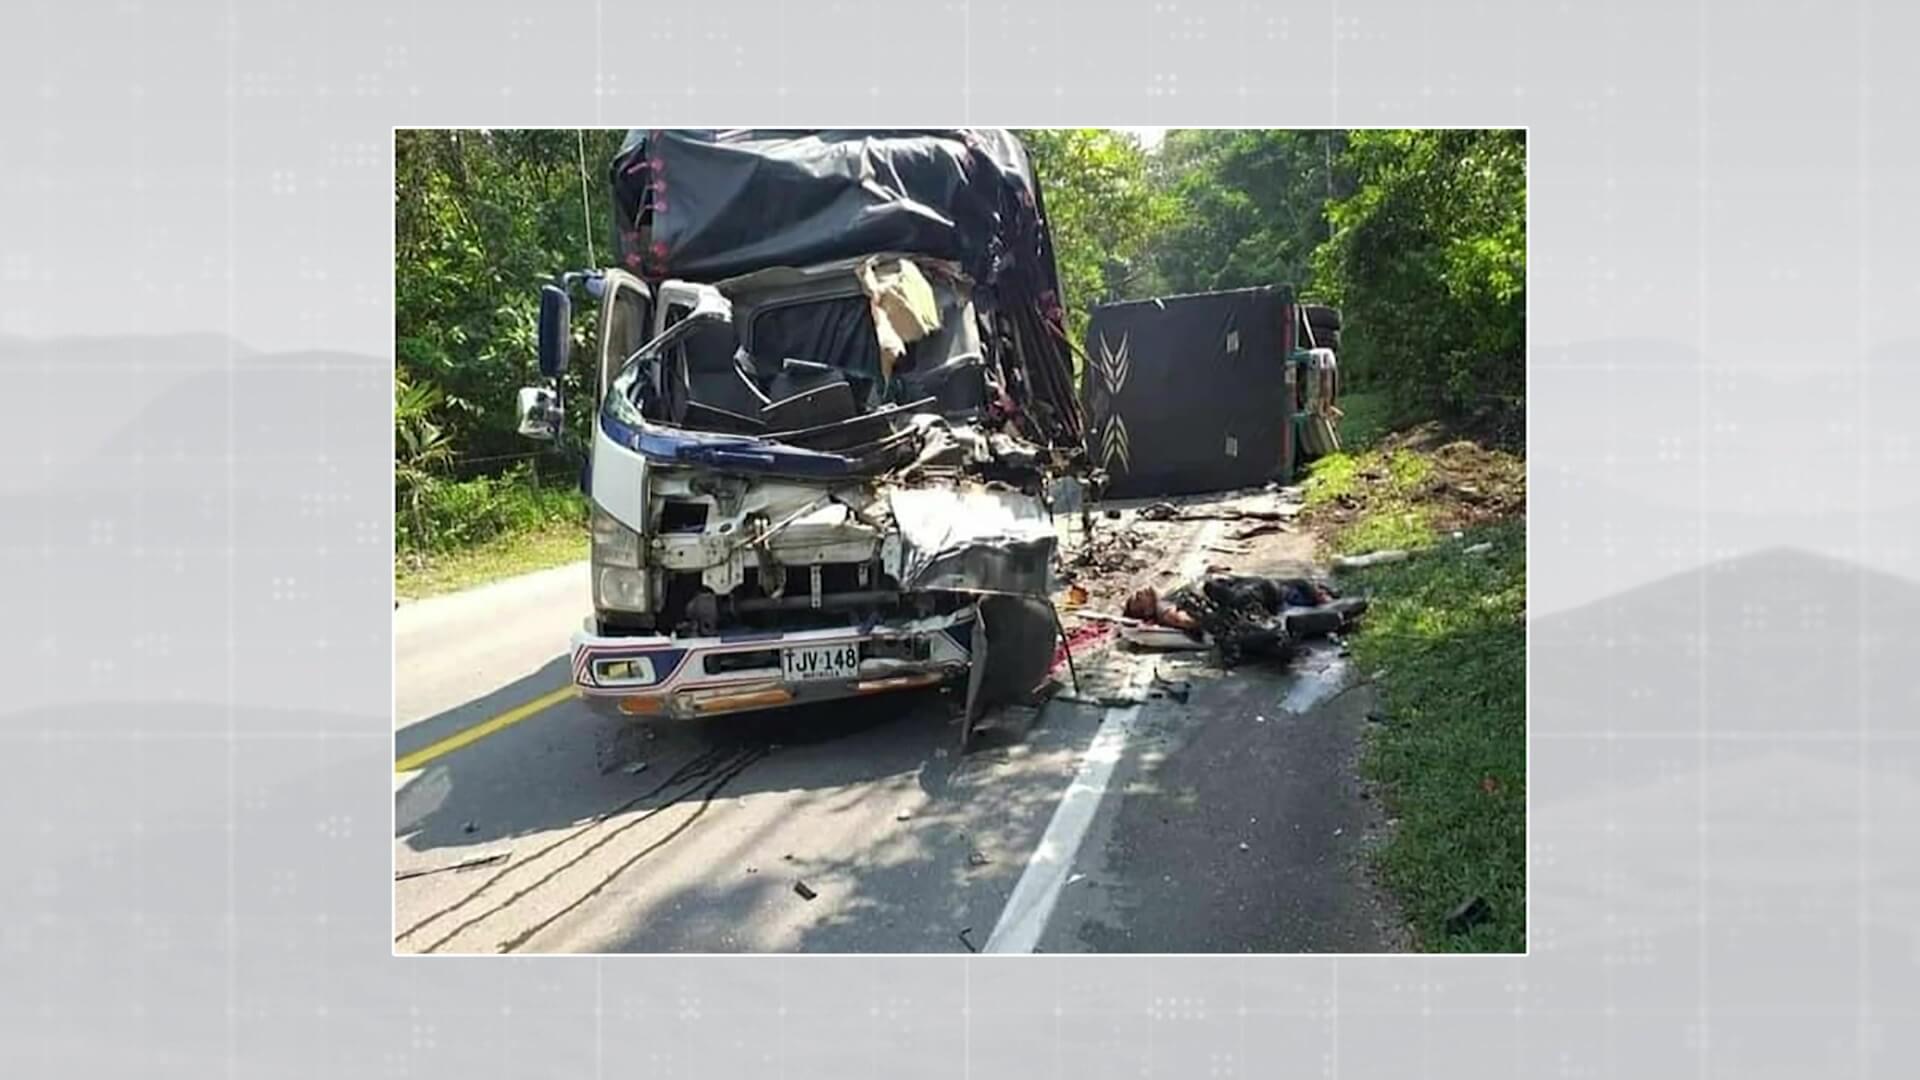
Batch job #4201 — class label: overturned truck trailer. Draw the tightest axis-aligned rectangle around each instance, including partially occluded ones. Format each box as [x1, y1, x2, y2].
[1081, 286, 1303, 499]
[516, 130, 1085, 724]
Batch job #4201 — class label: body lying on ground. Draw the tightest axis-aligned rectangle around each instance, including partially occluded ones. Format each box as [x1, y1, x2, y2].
[1122, 573, 1367, 664]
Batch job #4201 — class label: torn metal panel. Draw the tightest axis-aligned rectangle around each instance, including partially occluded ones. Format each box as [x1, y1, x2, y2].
[963, 594, 1059, 725]
[886, 485, 1057, 596]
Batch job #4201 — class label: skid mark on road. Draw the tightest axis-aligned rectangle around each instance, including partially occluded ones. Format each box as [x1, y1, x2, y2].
[395, 744, 768, 953]
[395, 685, 576, 772]
[494, 747, 769, 952]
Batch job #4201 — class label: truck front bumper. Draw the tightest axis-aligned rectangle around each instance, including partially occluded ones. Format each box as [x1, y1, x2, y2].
[570, 609, 975, 720]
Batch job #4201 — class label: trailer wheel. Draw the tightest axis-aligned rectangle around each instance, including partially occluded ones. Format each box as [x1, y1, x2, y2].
[1302, 303, 1342, 331]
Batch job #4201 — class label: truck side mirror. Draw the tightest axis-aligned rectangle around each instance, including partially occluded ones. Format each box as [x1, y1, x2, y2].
[537, 284, 571, 378]
[516, 386, 563, 440]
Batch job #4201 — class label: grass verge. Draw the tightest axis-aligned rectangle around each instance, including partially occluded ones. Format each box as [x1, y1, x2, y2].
[1303, 412, 1527, 952]
[1328, 388, 1396, 451]
[395, 520, 587, 601]
[1338, 520, 1525, 952]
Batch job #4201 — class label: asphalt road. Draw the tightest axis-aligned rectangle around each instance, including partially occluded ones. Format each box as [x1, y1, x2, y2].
[393, 503, 1406, 954]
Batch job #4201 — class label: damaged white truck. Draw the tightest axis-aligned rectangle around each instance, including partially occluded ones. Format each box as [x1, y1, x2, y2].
[515, 129, 1087, 726]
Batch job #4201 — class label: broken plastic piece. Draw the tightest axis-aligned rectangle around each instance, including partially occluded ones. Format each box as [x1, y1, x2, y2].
[1333, 548, 1412, 570]
[1121, 624, 1211, 651]
[1445, 895, 1492, 935]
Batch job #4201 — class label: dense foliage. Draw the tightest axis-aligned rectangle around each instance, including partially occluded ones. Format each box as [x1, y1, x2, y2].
[1146, 129, 1353, 298]
[1312, 130, 1526, 413]
[1015, 129, 1171, 348]
[395, 128, 619, 471]
[394, 128, 1525, 552]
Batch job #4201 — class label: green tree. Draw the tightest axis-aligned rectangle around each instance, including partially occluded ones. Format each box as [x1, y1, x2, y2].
[1018, 129, 1173, 348]
[394, 128, 621, 469]
[1312, 129, 1526, 414]
[393, 367, 455, 546]
[1147, 129, 1352, 298]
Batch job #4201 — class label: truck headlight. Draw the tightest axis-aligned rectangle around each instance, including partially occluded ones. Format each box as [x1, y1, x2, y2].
[596, 566, 650, 612]
[591, 508, 642, 569]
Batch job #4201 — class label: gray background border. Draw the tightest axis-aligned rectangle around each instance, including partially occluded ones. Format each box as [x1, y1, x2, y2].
[3, 0, 1916, 1076]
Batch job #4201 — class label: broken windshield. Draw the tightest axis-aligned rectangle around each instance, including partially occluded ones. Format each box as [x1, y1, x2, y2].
[604, 260, 994, 450]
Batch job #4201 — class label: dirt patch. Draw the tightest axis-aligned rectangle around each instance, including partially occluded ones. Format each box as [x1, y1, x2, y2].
[1418, 439, 1526, 528]
[1056, 488, 1319, 617]
[1376, 404, 1523, 456]
[1304, 436, 1524, 544]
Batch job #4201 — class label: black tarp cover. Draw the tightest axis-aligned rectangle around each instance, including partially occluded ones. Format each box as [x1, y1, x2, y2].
[1081, 287, 1298, 498]
[609, 129, 1084, 451]
[610, 129, 1047, 289]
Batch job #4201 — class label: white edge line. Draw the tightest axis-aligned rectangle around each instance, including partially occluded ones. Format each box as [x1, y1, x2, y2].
[983, 519, 1224, 953]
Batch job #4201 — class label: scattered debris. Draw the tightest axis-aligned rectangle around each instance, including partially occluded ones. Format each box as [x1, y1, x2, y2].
[1463, 542, 1493, 556]
[966, 850, 992, 868]
[896, 809, 913, 822]
[1333, 548, 1412, 570]
[1150, 672, 1192, 704]
[793, 881, 818, 901]
[1237, 841, 1250, 852]
[1445, 895, 1492, 935]
[461, 821, 477, 834]
[1230, 522, 1287, 541]
[1121, 624, 1212, 651]
[621, 761, 649, 776]
[393, 851, 510, 882]
[1138, 502, 1181, 521]
[1066, 873, 1087, 886]
[957, 927, 979, 953]
[1103, 508, 1122, 520]
[746, 866, 759, 874]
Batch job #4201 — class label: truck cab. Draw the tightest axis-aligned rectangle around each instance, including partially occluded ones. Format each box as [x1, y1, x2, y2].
[527, 258, 1066, 720]
[512, 129, 1084, 724]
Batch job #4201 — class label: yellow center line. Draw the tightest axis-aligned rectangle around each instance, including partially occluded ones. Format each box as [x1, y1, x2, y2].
[395, 685, 579, 773]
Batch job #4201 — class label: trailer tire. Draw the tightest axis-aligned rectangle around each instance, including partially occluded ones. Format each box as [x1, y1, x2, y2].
[1302, 303, 1342, 331]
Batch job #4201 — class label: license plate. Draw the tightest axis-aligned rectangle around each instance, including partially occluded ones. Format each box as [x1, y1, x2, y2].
[782, 643, 860, 682]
